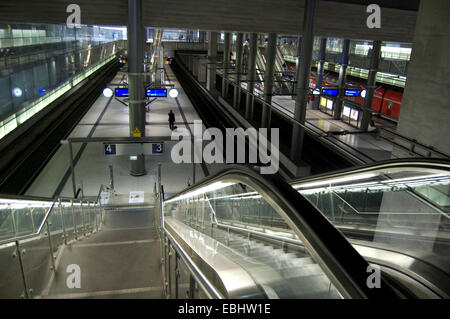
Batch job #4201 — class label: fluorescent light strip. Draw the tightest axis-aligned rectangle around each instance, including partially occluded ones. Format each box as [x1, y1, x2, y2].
[294, 173, 377, 189]
[165, 182, 236, 203]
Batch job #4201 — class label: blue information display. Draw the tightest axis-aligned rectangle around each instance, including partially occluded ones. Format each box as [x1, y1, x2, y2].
[152, 143, 164, 154]
[146, 89, 167, 97]
[115, 88, 168, 98]
[345, 89, 360, 97]
[115, 88, 129, 97]
[104, 144, 116, 155]
[322, 88, 338, 96]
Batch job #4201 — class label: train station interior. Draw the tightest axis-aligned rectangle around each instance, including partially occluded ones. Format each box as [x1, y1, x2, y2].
[0, 0, 449, 301]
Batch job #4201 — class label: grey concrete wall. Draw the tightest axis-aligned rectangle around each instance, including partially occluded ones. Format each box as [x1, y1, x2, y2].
[0, 0, 417, 42]
[393, 0, 450, 157]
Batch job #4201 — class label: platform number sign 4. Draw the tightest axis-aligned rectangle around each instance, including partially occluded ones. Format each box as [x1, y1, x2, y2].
[152, 143, 164, 154]
[104, 144, 116, 155]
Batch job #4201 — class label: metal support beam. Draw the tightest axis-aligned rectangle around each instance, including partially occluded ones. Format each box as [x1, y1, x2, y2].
[233, 33, 244, 108]
[261, 33, 277, 128]
[313, 37, 327, 109]
[207, 32, 218, 91]
[334, 38, 350, 120]
[289, 0, 317, 163]
[245, 33, 257, 119]
[361, 40, 381, 131]
[222, 32, 231, 98]
[291, 36, 302, 100]
[128, 0, 146, 176]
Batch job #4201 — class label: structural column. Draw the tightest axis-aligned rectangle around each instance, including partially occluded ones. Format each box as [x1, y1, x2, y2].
[199, 31, 206, 43]
[222, 32, 231, 98]
[313, 37, 327, 109]
[261, 33, 277, 128]
[158, 45, 164, 85]
[289, 0, 317, 162]
[206, 32, 218, 91]
[128, 0, 146, 176]
[360, 40, 381, 130]
[233, 33, 244, 108]
[245, 33, 257, 119]
[333, 38, 350, 120]
[291, 36, 302, 100]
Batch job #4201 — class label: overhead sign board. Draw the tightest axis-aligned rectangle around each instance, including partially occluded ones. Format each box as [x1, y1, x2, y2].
[345, 89, 360, 97]
[152, 143, 164, 154]
[322, 88, 338, 96]
[115, 88, 129, 97]
[103, 142, 164, 155]
[104, 144, 116, 155]
[115, 88, 168, 98]
[146, 89, 167, 97]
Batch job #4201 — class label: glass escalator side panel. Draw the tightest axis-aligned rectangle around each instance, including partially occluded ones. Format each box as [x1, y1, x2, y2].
[292, 166, 450, 283]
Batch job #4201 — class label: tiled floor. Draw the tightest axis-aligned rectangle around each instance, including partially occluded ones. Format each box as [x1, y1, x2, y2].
[271, 95, 398, 161]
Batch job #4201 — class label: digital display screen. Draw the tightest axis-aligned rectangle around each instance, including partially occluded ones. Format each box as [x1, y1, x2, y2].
[146, 89, 167, 97]
[322, 88, 338, 96]
[115, 88, 168, 98]
[345, 89, 360, 97]
[115, 88, 129, 97]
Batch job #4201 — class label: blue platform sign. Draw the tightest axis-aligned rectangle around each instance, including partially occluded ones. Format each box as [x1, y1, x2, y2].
[115, 88, 129, 97]
[104, 144, 116, 155]
[146, 89, 167, 97]
[345, 89, 360, 97]
[152, 143, 164, 154]
[115, 88, 167, 98]
[322, 88, 338, 96]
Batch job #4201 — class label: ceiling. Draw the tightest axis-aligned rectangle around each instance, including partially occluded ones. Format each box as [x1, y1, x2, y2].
[0, 0, 418, 42]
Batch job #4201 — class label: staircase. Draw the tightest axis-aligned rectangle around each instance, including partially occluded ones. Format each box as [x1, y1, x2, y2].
[43, 208, 164, 299]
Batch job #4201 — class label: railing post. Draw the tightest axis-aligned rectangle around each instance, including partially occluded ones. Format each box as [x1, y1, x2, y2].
[71, 200, 78, 240]
[167, 242, 172, 299]
[29, 208, 35, 232]
[46, 220, 56, 273]
[80, 200, 86, 236]
[95, 203, 99, 232]
[10, 207, 17, 236]
[59, 199, 67, 244]
[15, 241, 30, 299]
[175, 251, 180, 299]
[87, 201, 92, 232]
[189, 274, 196, 299]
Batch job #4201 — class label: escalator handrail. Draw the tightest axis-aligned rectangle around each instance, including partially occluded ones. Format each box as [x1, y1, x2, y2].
[290, 158, 450, 185]
[163, 165, 400, 299]
[290, 158, 450, 214]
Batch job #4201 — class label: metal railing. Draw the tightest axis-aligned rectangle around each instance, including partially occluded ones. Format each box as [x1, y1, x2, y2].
[0, 183, 111, 298]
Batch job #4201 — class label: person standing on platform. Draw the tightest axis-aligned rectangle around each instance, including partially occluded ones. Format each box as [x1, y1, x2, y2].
[168, 110, 176, 130]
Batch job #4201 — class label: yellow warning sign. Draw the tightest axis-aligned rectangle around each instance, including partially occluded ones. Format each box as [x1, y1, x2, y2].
[132, 127, 142, 137]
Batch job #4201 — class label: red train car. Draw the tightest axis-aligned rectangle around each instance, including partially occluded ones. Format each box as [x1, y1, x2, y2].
[308, 73, 403, 121]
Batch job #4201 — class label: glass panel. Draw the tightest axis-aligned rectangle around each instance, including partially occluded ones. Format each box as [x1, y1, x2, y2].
[0, 242, 25, 298]
[0, 199, 53, 241]
[61, 202, 76, 242]
[178, 257, 191, 299]
[293, 167, 450, 266]
[164, 181, 342, 299]
[18, 233, 53, 298]
[0, 206, 15, 240]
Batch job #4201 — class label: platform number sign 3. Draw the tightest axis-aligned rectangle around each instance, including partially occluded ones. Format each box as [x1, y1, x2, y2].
[152, 143, 164, 154]
[104, 144, 116, 155]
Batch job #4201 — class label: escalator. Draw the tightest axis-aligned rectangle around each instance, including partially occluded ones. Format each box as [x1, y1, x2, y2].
[2, 159, 447, 299]
[159, 159, 450, 299]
